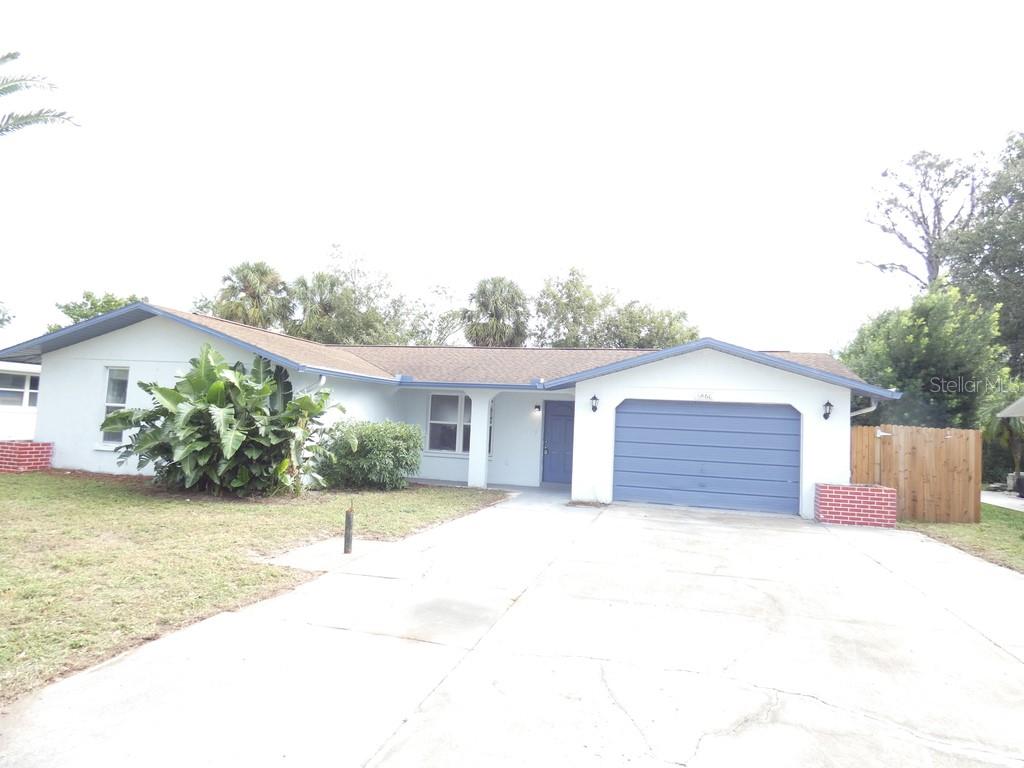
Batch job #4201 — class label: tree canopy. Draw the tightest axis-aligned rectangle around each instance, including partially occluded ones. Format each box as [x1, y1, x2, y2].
[529, 268, 698, 349]
[601, 301, 699, 349]
[47, 291, 146, 332]
[203, 261, 292, 330]
[533, 268, 613, 347]
[461, 277, 531, 347]
[198, 259, 461, 346]
[841, 285, 1006, 428]
[947, 133, 1024, 376]
[195, 262, 699, 350]
[0, 302, 10, 328]
[866, 151, 980, 288]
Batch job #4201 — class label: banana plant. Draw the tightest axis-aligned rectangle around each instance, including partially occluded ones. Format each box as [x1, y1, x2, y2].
[101, 344, 339, 496]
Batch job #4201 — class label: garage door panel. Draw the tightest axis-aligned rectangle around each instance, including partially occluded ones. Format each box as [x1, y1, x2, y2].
[613, 440, 797, 467]
[615, 426, 799, 451]
[616, 411, 801, 435]
[613, 455, 800, 482]
[619, 486, 800, 514]
[617, 401, 789, 419]
[613, 469, 798, 499]
[613, 400, 801, 514]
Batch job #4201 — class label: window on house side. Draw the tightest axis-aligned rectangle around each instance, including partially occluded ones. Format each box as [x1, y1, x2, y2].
[0, 373, 40, 408]
[428, 394, 462, 451]
[427, 394, 493, 454]
[102, 368, 130, 443]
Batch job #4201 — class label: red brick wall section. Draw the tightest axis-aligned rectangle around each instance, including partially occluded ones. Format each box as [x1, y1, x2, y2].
[0, 441, 53, 473]
[815, 483, 897, 528]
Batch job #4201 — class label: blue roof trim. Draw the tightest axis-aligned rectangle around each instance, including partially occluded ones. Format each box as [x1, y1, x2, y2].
[542, 337, 901, 400]
[299, 365, 401, 386]
[0, 303, 157, 364]
[392, 380, 542, 390]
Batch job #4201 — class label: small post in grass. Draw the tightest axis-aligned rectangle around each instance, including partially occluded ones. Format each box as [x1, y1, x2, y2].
[344, 501, 354, 555]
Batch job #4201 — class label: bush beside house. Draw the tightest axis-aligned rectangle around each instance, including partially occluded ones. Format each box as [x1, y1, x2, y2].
[318, 421, 422, 490]
[101, 344, 333, 496]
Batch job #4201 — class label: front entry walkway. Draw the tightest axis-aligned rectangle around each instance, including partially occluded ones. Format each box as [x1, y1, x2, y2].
[2, 494, 1023, 766]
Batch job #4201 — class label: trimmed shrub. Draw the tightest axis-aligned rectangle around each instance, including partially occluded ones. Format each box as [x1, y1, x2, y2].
[318, 420, 422, 490]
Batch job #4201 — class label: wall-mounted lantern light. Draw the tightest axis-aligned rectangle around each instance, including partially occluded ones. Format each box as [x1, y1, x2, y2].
[590, 395, 599, 413]
[533, 404, 542, 413]
[823, 401, 834, 420]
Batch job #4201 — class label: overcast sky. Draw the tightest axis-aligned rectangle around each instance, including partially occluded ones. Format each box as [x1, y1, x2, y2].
[3, 1, 1022, 353]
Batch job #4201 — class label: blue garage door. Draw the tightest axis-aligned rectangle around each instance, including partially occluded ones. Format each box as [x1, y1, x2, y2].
[613, 400, 801, 514]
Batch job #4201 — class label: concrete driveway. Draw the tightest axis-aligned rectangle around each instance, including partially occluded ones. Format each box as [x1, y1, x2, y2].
[2, 490, 1023, 767]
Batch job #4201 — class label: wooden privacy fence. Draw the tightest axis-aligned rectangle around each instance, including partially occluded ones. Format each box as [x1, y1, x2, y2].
[851, 424, 981, 523]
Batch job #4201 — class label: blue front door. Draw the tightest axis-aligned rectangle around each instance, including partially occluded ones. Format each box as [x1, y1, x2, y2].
[542, 401, 575, 484]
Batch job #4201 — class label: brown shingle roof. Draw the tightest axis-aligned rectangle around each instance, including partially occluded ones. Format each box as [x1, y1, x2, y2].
[336, 345, 650, 385]
[762, 352, 863, 382]
[155, 307, 392, 378]
[159, 307, 862, 386]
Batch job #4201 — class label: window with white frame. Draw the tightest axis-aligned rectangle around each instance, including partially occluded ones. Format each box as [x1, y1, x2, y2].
[102, 368, 130, 443]
[428, 394, 465, 452]
[427, 394, 493, 453]
[0, 372, 39, 408]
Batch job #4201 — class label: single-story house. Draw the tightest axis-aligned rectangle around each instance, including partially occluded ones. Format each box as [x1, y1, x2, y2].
[0, 361, 41, 440]
[0, 303, 899, 519]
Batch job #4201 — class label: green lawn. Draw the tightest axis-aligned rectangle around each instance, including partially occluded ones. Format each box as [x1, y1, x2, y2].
[0, 472, 504, 703]
[903, 503, 1024, 574]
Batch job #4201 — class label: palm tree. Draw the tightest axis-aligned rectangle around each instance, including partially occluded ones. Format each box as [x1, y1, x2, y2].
[461, 277, 530, 347]
[980, 380, 1024, 488]
[0, 52, 74, 137]
[211, 261, 292, 329]
[287, 271, 351, 343]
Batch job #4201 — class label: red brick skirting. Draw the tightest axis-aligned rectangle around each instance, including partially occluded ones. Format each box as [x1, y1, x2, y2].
[0, 441, 53, 473]
[815, 483, 897, 528]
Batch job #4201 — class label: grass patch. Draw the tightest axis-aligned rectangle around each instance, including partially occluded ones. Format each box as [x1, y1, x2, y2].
[0, 472, 504, 703]
[902, 503, 1024, 574]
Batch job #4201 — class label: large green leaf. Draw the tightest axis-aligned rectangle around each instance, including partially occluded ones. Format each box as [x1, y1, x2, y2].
[251, 356, 274, 386]
[218, 368, 242, 388]
[229, 464, 251, 488]
[172, 439, 210, 463]
[100, 408, 149, 432]
[207, 380, 227, 407]
[175, 401, 202, 428]
[181, 454, 202, 488]
[207, 404, 235, 437]
[132, 428, 167, 455]
[220, 426, 246, 460]
[151, 386, 186, 412]
[195, 445, 214, 466]
[185, 344, 224, 392]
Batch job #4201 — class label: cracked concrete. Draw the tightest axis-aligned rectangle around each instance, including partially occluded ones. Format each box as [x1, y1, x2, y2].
[1, 489, 1023, 767]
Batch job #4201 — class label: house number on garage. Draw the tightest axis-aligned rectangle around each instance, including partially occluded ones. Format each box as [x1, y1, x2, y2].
[696, 392, 714, 401]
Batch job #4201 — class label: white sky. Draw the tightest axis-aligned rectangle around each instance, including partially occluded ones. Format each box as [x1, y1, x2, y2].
[2, 1, 1022, 353]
